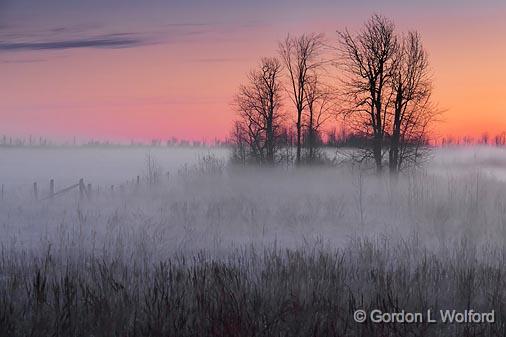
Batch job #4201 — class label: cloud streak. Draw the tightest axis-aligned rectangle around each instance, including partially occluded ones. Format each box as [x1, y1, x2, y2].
[188, 57, 245, 63]
[0, 19, 265, 53]
[0, 34, 147, 51]
[1, 58, 47, 64]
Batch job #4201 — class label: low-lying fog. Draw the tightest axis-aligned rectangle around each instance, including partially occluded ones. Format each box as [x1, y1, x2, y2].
[1, 145, 506, 258]
[1, 145, 506, 186]
[0, 146, 229, 187]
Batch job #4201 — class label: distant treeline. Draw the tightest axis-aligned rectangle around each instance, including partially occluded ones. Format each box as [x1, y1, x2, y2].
[439, 133, 506, 147]
[2, 131, 505, 149]
[0, 136, 229, 148]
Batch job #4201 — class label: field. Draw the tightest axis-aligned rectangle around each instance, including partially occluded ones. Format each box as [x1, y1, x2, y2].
[1, 146, 506, 336]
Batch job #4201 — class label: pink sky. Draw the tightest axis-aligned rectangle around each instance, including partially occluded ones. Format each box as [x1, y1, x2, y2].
[1, 1, 505, 142]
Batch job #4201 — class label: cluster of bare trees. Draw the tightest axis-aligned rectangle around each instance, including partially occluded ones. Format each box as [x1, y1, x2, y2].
[232, 14, 437, 173]
[232, 57, 284, 165]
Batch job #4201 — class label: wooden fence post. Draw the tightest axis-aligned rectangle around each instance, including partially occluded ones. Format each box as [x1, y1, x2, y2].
[49, 179, 55, 197]
[87, 183, 92, 199]
[33, 182, 38, 200]
[79, 178, 85, 199]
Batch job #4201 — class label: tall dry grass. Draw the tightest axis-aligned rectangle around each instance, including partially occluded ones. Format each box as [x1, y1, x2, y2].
[2, 153, 506, 336]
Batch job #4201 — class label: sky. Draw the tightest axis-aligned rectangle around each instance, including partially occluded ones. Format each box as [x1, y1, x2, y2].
[0, 0, 505, 143]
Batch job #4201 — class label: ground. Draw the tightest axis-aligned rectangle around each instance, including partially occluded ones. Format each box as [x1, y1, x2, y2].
[1, 146, 506, 336]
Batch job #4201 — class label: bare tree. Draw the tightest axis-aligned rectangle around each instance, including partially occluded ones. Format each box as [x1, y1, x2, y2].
[303, 73, 335, 162]
[231, 121, 248, 165]
[279, 33, 325, 165]
[338, 15, 398, 172]
[389, 31, 436, 173]
[233, 57, 284, 165]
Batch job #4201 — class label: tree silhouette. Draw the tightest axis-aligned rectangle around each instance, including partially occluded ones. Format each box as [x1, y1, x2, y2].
[279, 33, 325, 165]
[232, 57, 284, 165]
[389, 31, 436, 173]
[338, 15, 398, 172]
[230, 14, 437, 170]
[303, 73, 335, 162]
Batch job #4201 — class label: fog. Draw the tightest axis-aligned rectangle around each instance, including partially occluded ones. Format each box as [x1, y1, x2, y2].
[0, 146, 229, 186]
[3, 145, 506, 336]
[1, 145, 506, 259]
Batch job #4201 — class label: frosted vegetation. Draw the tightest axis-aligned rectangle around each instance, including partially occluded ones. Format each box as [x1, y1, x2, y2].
[1, 146, 506, 252]
[1, 146, 506, 336]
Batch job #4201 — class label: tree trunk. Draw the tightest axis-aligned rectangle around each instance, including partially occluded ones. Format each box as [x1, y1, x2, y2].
[389, 91, 403, 174]
[266, 112, 274, 164]
[308, 106, 314, 162]
[296, 109, 302, 164]
[389, 136, 399, 174]
[373, 99, 383, 172]
[373, 134, 383, 172]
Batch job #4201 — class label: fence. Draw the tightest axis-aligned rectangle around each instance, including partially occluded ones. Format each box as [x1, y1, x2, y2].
[0, 168, 177, 202]
[0, 175, 156, 202]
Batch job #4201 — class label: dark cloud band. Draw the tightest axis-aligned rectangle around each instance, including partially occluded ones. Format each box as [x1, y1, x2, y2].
[0, 35, 145, 51]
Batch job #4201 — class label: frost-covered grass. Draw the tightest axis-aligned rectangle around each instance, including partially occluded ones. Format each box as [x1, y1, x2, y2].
[1, 146, 506, 336]
[3, 238, 506, 337]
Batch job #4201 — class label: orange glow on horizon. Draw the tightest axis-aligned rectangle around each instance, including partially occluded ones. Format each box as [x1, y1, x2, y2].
[1, 7, 505, 143]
